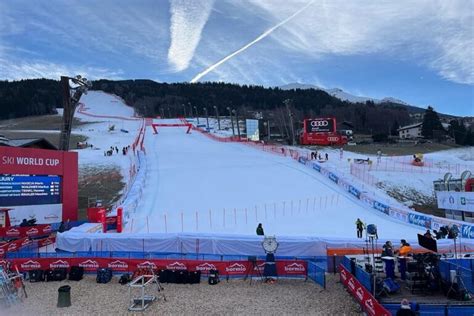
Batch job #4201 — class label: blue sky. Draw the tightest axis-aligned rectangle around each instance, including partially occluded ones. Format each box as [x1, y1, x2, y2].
[0, 0, 473, 116]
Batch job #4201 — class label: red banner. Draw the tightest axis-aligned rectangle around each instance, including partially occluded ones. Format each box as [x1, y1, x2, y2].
[3, 257, 307, 277]
[0, 235, 56, 258]
[0, 224, 53, 239]
[339, 265, 389, 316]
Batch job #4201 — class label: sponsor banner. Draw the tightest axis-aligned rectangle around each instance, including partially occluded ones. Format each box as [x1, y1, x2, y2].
[431, 217, 454, 231]
[436, 191, 474, 212]
[306, 118, 335, 133]
[328, 173, 338, 184]
[348, 186, 361, 199]
[389, 208, 408, 223]
[373, 201, 389, 215]
[408, 213, 432, 228]
[8, 204, 62, 226]
[0, 224, 54, 239]
[9, 258, 308, 276]
[312, 163, 321, 172]
[339, 265, 389, 316]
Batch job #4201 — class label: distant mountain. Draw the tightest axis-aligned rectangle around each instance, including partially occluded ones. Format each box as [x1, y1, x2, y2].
[280, 83, 411, 107]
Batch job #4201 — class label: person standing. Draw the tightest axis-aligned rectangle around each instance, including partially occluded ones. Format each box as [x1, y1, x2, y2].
[339, 147, 344, 159]
[325, 153, 329, 161]
[396, 299, 415, 316]
[355, 218, 365, 238]
[382, 241, 395, 279]
[376, 149, 382, 163]
[256, 223, 264, 236]
[395, 239, 412, 280]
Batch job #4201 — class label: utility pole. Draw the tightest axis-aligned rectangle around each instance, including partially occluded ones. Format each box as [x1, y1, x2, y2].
[194, 106, 200, 124]
[227, 107, 235, 136]
[59, 75, 91, 151]
[204, 107, 209, 130]
[213, 106, 221, 130]
[284, 99, 296, 146]
[233, 109, 241, 140]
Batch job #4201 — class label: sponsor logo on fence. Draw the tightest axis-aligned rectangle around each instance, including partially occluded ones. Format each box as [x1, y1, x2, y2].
[373, 201, 389, 215]
[462, 225, 474, 239]
[79, 259, 99, 269]
[225, 263, 247, 273]
[21, 260, 41, 269]
[20, 238, 32, 247]
[7, 243, 17, 251]
[137, 261, 157, 269]
[108, 260, 128, 269]
[328, 173, 338, 183]
[254, 262, 265, 272]
[196, 263, 217, 272]
[365, 298, 376, 315]
[6, 228, 20, 237]
[312, 163, 321, 172]
[348, 186, 361, 199]
[284, 263, 306, 273]
[408, 213, 431, 228]
[0, 248, 4, 256]
[44, 214, 60, 221]
[340, 269, 347, 281]
[166, 261, 187, 270]
[43, 225, 52, 234]
[356, 287, 364, 301]
[50, 260, 69, 268]
[348, 277, 356, 291]
[26, 228, 39, 236]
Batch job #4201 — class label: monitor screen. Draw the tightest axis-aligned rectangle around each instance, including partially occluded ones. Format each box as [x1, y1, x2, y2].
[0, 175, 61, 206]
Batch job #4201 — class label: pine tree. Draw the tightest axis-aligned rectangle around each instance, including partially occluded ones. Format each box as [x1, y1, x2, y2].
[421, 106, 444, 139]
[448, 119, 467, 145]
[390, 120, 399, 136]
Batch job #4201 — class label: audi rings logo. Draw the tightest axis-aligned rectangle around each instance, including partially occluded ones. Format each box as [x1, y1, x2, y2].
[310, 120, 329, 127]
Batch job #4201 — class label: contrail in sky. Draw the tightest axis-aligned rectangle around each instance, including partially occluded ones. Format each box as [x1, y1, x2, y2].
[190, 0, 315, 83]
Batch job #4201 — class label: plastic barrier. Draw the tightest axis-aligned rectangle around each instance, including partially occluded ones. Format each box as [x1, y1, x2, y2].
[0, 224, 53, 239]
[307, 261, 326, 289]
[339, 264, 390, 316]
[5, 257, 308, 278]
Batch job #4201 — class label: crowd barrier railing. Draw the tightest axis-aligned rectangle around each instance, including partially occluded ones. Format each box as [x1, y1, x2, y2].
[307, 260, 326, 289]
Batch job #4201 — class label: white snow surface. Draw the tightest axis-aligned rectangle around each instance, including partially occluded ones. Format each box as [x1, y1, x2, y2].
[71, 92, 472, 242]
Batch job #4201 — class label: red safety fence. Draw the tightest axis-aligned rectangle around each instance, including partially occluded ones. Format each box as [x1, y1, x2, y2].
[339, 264, 390, 316]
[3, 257, 308, 277]
[0, 235, 56, 258]
[0, 224, 53, 239]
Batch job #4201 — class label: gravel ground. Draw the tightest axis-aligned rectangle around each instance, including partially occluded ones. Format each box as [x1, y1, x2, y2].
[5, 274, 360, 316]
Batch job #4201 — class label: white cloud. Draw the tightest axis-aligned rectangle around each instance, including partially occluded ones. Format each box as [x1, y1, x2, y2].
[232, 0, 474, 85]
[0, 58, 123, 81]
[168, 0, 215, 72]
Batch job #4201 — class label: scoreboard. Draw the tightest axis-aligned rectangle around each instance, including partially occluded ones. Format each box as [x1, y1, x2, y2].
[0, 175, 61, 206]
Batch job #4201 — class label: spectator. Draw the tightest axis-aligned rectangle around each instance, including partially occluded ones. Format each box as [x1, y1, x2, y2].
[382, 241, 394, 257]
[396, 299, 415, 316]
[325, 153, 329, 160]
[256, 223, 264, 236]
[355, 218, 365, 238]
[19, 219, 28, 227]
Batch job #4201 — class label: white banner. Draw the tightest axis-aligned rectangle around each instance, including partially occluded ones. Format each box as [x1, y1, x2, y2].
[436, 191, 474, 212]
[7, 204, 62, 225]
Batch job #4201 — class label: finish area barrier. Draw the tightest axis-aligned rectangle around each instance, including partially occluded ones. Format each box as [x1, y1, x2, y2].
[151, 123, 192, 134]
[4, 257, 308, 277]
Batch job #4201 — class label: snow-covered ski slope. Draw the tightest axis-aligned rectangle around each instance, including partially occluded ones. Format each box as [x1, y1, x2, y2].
[124, 118, 425, 239]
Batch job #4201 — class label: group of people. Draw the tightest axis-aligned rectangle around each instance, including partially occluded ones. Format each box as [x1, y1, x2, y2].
[104, 145, 131, 157]
[310, 151, 329, 161]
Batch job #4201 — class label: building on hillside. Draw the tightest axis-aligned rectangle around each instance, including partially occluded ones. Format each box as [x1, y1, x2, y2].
[0, 137, 58, 150]
[397, 122, 422, 139]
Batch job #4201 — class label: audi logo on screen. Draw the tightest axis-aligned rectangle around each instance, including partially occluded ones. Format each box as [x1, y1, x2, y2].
[310, 120, 329, 127]
[306, 119, 334, 133]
